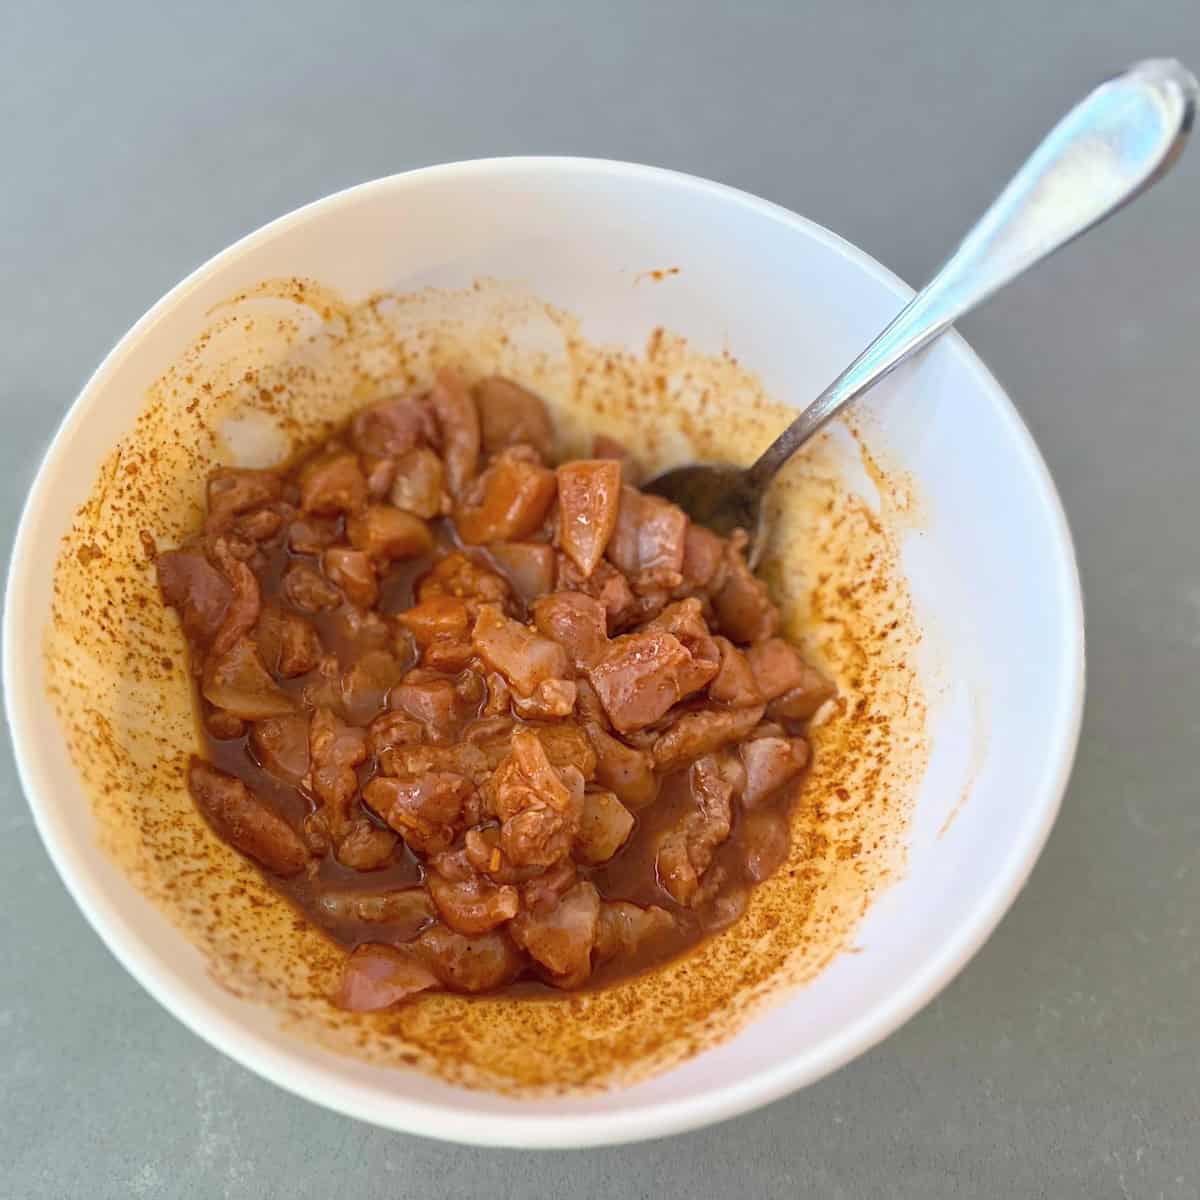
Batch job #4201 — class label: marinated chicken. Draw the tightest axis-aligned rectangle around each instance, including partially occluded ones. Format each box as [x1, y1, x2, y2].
[157, 368, 833, 1009]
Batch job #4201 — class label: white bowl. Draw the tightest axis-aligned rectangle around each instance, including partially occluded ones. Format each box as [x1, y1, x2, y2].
[4, 158, 1084, 1147]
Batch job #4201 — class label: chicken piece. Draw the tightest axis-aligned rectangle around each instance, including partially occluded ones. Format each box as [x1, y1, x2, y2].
[334, 819, 400, 871]
[641, 598, 721, 694]
[157, 548, 232, 646]
[206, 539, 262, 658]
[655, 754, 735, 906]
[455, 446, 557, 545]
[712, 536, 780, 644]
[255, 603, 322, 678]
[475, 376, 555, 461]
[205, 468, 282, 534]
[362, 455, 397, 500]
[308, 707, 367, 833]
[594, 901, 674, 965]
[557, 459, 622, 578]
[587, 629, 707, 734]
[740, 736, 810, 807]
[487, 542, 556, 604]
[509, 880, 601, 988]
[345, 504, 433, 562]
[428, 368, 480, 498]
[584, 722, 658, 809]
[487, 729, 584, 868]
[680, 524, 728, 592]
[233, 506, 284, 542]
[426, 849, 520, 934]
[518, 859, 578, 912]
[287, 515, 341, 555]
[708, 636, 764, 707]
[741, 808, 791, 882]
[377, 742, 490, 788]
[650, 704, 765, 773]
[417, 552, 511, 607]
[298, 449, 367, 516]
[339, 648, 403, 725]
[316, 887, 434, 935]
[350, 392, 434, 459]
[530, 591, 609, 670]
[188, 758, 308, 877]
[366, 710, 424, 758]
[416, 924, 524, 993]
[395, 594, 471, 649]
[250, 713, 311, 784]
[471, 604, 572, 703]
[322, 547, 378, 608]
[363, 773, 474, 856]
[763, 656, 837, 720]
[467, 720, 596, 781]
[607, 486, 688, 589]
[334, 943, 438, 1011]
[745, 638, 821, 701]
[206, 710, 245, 740]
[388, 669, 468, 743]
[575, 790, 635, 865]
[202, 637, 295, 720]
[283, 561, 342, 613]
[389, 447, 448, 519]
[555, 555, 636, 630]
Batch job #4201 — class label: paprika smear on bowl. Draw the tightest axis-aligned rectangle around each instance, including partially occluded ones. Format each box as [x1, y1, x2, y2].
[157, 368, 834, 1011]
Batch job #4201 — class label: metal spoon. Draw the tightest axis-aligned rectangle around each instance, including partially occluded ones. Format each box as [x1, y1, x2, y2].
[645, 58, 1197, 563]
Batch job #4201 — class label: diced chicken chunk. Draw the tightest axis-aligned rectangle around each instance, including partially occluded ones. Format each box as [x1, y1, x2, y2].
[426, 850, 520, 934]
[346, 504, 433, 562]
[655, 754, 735, 905]
[487, 542, 556, 604]
[202, 637, 295, 719]
[389, 447, 448, 519]
[740, 735, 810, 807]
[350, 393, 434, 458]
[475, 376, 555, 461]
[594, 901, 673, 965]
[487, 729, 584, 868]
[188, 758, 308, 876]
[323, 547, 378, 608]
[250, 713, 311, 784]
[283, 561, 342, 613]
[205, 468, 282, 533]
[416, 924, 523, 993]
[575, 790, 635, 864]
[363, 773, 473, 856]
[455, 447, 557, 544]
[531, 591, 609, 669]
[334, 943, 437, 1011]
[509, 880, 601, 987]
[472, 604, 571, 701]
[712, 537, 780, 643]
[157, 548, 232, 646]
[428, 368, 480, 498]
[588, 630, 704, 734]
[708, 637, 764, 707]
[608, 486, 688, 588]
[651, 704, 766, 773]
[557, 459, 622, 577]
[298, 450, 367, 516]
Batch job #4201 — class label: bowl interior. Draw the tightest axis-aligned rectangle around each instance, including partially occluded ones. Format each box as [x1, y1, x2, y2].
[4, 159, 1082, 1146]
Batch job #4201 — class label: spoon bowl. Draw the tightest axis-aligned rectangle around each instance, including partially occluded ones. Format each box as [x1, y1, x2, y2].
[646, 57, 1197, 554]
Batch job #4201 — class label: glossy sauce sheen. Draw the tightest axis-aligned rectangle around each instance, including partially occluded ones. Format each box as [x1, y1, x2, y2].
[163, 371, 833, 1007]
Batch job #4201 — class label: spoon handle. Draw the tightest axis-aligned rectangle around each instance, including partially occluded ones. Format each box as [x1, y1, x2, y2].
[747, 57, 1197, 488]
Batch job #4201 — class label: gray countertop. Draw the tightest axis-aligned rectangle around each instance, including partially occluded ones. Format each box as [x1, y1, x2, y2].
[3, 2, 1198, 1196]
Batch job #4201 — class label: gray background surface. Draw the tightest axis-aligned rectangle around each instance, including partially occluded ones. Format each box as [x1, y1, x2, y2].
[2, 2, 1198, 1197]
